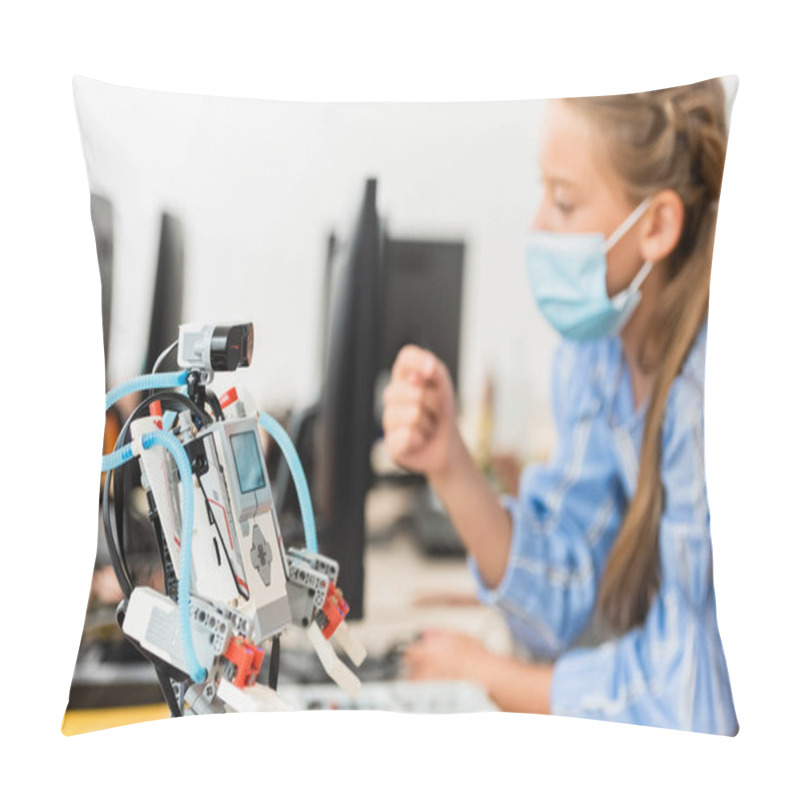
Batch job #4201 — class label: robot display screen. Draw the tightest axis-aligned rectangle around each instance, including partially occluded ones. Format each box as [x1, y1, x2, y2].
[230, 431, 267, 494]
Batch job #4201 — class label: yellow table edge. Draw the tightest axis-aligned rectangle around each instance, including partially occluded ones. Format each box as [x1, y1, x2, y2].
[62, 704, 171, 736]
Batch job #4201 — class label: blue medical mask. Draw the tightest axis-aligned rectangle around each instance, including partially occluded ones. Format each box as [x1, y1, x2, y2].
[525, 199, 653, 340]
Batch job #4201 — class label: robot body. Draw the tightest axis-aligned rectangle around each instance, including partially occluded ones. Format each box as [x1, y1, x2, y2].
[103, 323, 364, 715]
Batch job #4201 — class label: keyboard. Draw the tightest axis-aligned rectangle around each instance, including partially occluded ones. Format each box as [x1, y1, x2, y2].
[278, 680, 497, 713]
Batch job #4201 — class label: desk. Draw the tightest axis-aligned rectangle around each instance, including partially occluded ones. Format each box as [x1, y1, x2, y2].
[354, 480, 513, 653]
[62, 703, 170, 736]
[351, 527, 513, 660]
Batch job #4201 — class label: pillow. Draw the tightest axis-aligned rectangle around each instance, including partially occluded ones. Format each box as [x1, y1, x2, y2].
[64, 75, 738, 737]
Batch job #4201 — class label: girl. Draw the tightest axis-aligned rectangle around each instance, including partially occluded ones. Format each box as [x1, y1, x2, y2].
[381, 78, 738, 735]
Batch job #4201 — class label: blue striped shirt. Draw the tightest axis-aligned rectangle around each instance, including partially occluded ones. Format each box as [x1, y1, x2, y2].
[470, 323, 738, 735]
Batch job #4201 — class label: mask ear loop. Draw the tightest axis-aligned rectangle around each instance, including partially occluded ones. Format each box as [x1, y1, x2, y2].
[604, 198, 652, 252]
[608, 259, 653, 306]
[604, 198, 654, 301]
[627, 259, 653, 294]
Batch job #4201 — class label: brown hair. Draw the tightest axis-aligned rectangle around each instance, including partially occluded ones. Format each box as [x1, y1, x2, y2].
[565, 79, 731, 633]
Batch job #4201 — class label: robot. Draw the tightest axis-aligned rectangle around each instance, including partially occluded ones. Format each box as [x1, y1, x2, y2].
[100, 323, 365, 715]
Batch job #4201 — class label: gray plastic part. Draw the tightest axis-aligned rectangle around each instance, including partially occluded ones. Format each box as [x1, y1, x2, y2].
[183, 682, 225, 715]
[250, 523, 273, 587]
[191, 597, 252, 655]
[287, 556, 329, 608]
[253, 595, 294, 643]
[177, 324, 216, 371]
[286, 581, 317, 628]
[287, 547, 339, 584]
[128, 588, 252, 675]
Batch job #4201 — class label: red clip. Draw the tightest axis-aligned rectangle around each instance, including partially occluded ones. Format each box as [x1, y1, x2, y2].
[149, 400, 163, 429]
[219, 388, 239, 409]
[223, 636, 265, 688]
[319, 584, 349, 639]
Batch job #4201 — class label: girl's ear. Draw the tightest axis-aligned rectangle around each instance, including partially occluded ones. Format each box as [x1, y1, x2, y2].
[640, 189, 684, 263]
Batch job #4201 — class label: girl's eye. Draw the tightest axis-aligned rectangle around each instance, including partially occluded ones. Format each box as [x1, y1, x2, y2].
[551, 187, 576, 215]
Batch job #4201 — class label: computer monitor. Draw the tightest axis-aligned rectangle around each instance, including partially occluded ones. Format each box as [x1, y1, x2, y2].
[89, 193, 114, 370]
[313, 178, 383, 620]
[378, 237, 465, 398]
[279, 187, 468, 614]
[374, 238, 467, 556]
[145, 212, 185, 373]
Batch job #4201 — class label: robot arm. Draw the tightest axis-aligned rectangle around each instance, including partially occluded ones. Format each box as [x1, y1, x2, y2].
[287, 549, 366, 662]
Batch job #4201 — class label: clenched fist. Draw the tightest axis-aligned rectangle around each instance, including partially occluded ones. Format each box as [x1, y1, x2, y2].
[381, 344, 459, 478]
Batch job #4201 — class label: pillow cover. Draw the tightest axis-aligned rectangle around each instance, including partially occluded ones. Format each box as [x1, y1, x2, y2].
[64, 75, 738, 737]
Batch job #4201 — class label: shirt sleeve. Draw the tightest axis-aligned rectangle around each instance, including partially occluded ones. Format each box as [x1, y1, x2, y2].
[469, 341, 625, 659]
[550, 374, 738, 735]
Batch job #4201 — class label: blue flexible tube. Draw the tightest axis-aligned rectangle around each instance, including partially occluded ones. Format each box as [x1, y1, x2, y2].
[258, 411, 318, 553]
[140, 429, 206, 684]
[162, 410, 178, 431]
[99, 429, 206, 684]
[101, 443, 135, 474]
[105, 371, 189, 411]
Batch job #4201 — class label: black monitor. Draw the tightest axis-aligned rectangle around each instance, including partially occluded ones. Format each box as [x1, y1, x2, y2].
[145, 212, 184, 373]
[313, 178, 383, 620]
[373, 238, 466, 558]
[276, 185, 468, 616]
[378, 238, 465, 398]
[89, 193, 114, 371]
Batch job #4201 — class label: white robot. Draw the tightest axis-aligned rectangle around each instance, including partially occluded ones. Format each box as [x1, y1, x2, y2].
[101, 323, 365, 715]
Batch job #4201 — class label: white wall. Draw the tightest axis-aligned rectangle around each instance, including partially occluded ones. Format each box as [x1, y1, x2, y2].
[74, 77, 559, 461]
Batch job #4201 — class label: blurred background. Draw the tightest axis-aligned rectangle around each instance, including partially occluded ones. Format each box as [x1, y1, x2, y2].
[79, 78, 560, 455]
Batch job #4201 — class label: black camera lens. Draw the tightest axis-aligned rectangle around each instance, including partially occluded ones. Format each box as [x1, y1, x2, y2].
[209, 324, 254, 372]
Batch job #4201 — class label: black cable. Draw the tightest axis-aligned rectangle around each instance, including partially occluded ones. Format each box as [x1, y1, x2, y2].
[268, 635, 280, 690]
[158, 671, 184, 718]
[102, 468, 134, 598]
[205, 389, 224, 422]
[115, 462, 137, 598]
[102, 391, 213, 600]
[126, 389, 213, 431]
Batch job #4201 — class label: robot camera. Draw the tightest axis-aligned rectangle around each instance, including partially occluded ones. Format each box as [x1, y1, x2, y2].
[178, 323, 254, 372]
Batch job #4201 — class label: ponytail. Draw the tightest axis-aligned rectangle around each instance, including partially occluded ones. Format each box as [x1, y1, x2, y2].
[566, 79, 730, 632]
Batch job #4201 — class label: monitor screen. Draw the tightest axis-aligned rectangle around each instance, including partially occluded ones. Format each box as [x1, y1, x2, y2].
[379, 238, 465, 397]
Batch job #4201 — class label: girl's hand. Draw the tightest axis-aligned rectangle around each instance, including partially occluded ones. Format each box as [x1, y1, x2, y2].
[403, 629, 494, 683]
[381, 345, 459, 478]
[404, 630, 555, 715]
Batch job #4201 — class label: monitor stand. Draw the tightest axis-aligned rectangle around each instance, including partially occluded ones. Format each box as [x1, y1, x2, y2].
[408, 484, 465, 558]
